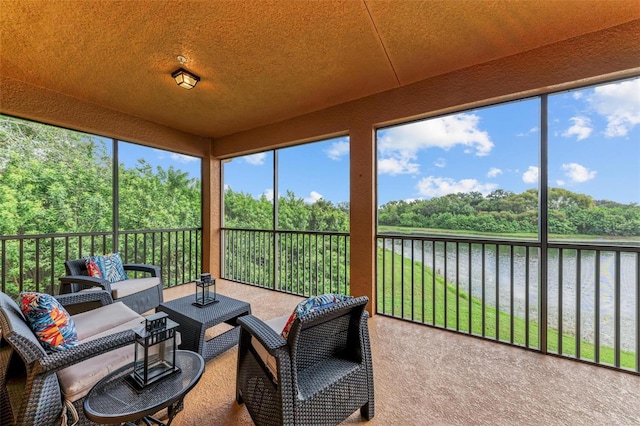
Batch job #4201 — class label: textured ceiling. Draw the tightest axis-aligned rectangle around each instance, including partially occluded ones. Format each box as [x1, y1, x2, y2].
[1, 0, 639, 138]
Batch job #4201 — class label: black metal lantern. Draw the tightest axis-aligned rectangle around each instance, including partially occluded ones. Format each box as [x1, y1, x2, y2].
[193, 273, 218, 307]
[129, 312, 180, 389]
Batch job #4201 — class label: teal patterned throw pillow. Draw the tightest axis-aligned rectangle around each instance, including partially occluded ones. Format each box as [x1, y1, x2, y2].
[281, 293, 352, 339]
[92, 253, 128, 283]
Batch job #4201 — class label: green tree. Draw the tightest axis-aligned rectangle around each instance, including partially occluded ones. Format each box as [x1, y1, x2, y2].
[0, 115, 112, 235]
[278, 190, 310, 230]
[223, 189, 272, 229]
[308, 199, 349, 232]
[119, 161, 201, 230]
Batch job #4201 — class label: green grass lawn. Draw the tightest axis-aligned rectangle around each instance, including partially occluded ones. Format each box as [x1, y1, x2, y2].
[376, 247, 637, 369]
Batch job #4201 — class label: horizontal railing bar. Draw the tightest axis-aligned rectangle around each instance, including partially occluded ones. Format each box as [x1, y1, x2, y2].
[120, 227, 201, 234]
[547, 242, 640, 252]
[1, 227, 201, 241]
[378, 233, 640, 252]
[221, 227, 348, 237]
[379, 233, 540, 246]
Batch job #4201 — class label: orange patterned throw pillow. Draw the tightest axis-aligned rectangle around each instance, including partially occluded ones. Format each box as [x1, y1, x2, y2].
[20, 292, 78, 352]
[85, 257, 103, 278]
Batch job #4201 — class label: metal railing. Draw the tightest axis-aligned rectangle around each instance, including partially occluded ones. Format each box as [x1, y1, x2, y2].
[377, 235, 640, 374]
[222, 228, 350, 297]
[0, 228, 202, 298]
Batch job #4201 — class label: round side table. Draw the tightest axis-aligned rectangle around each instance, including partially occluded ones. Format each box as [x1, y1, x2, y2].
[84, 350, 204, 425]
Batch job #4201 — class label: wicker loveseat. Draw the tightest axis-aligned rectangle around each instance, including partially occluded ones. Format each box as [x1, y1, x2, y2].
[0, 290, 143, 426]
[59, 257, 163, 314]
[235, 295, 374, 426]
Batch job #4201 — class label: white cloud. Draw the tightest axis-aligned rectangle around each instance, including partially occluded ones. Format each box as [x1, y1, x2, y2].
[572, 92, 584, 100]
[170, 153, 198, 163]
[263, 188, 274, 201]
[244, 153, 267, 165]
[588, 79, 640, 137]
[562, 116, 593, 141]
[416, 176, 497, 198]
[304, 191, 323, 204]
[522, 166, 538, 184]
[224, 184, 231, 191]
[487, 167, 502, 178]
[381, 113, 493, 155]
[556, 179, 566, 186]
[562, 163, 596, 183]
[434, 158, 446, 168]
[326, 140, 349, 160]
[378, 156, 419, 175]
[378, 112, 494, 175]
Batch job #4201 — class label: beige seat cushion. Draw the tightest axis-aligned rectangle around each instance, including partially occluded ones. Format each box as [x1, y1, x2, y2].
[77, 277, 160, 300]
[110, 277, 160, 299]
[57, 315, 143, 402]
[72, 301, 142, 341]
[58, 301, 181, 402]
[251, 315, 289, 381]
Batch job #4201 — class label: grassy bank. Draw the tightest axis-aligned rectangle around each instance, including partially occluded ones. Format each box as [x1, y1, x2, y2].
[376, 247, 637, 369]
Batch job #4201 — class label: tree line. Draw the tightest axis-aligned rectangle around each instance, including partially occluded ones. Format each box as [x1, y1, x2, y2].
[224, 189, 349, 232]
[378, 189, 640, 237]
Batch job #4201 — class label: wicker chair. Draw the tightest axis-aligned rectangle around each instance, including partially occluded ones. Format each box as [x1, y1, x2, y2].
[236, 296, 374, 426]
[0, 290, 140, 426]
[59, 257, 163, 314]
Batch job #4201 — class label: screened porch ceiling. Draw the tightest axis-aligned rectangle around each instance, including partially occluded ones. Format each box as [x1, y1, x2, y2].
[1, 0, 639, 140]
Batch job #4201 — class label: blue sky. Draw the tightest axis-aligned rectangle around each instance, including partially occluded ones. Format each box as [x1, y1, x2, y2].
[118, 141, 201, 180]
[223, 138, 351, 204]
[121, 77, 639, 206]
[377, 77, 639, 205]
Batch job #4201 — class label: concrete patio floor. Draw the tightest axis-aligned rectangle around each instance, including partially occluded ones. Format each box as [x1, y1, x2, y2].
[164, 280, 640, 426]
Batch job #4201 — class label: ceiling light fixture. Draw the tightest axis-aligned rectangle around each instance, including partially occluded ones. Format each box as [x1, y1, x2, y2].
[172, 67, 200, 90]
[172, 56, 200, 90]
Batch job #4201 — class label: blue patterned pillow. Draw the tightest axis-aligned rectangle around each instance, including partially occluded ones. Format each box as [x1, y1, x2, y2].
[20, 292, 78, 352]
[92, 253, 128, 283]
[281, 293, 352, 339]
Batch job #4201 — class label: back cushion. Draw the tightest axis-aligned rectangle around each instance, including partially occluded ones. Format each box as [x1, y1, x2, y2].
[65, 258, 90, 276]
[0, 291, 25, 321]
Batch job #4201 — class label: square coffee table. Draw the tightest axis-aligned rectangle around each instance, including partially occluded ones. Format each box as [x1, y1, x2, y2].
[157, 293, 251, 361]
